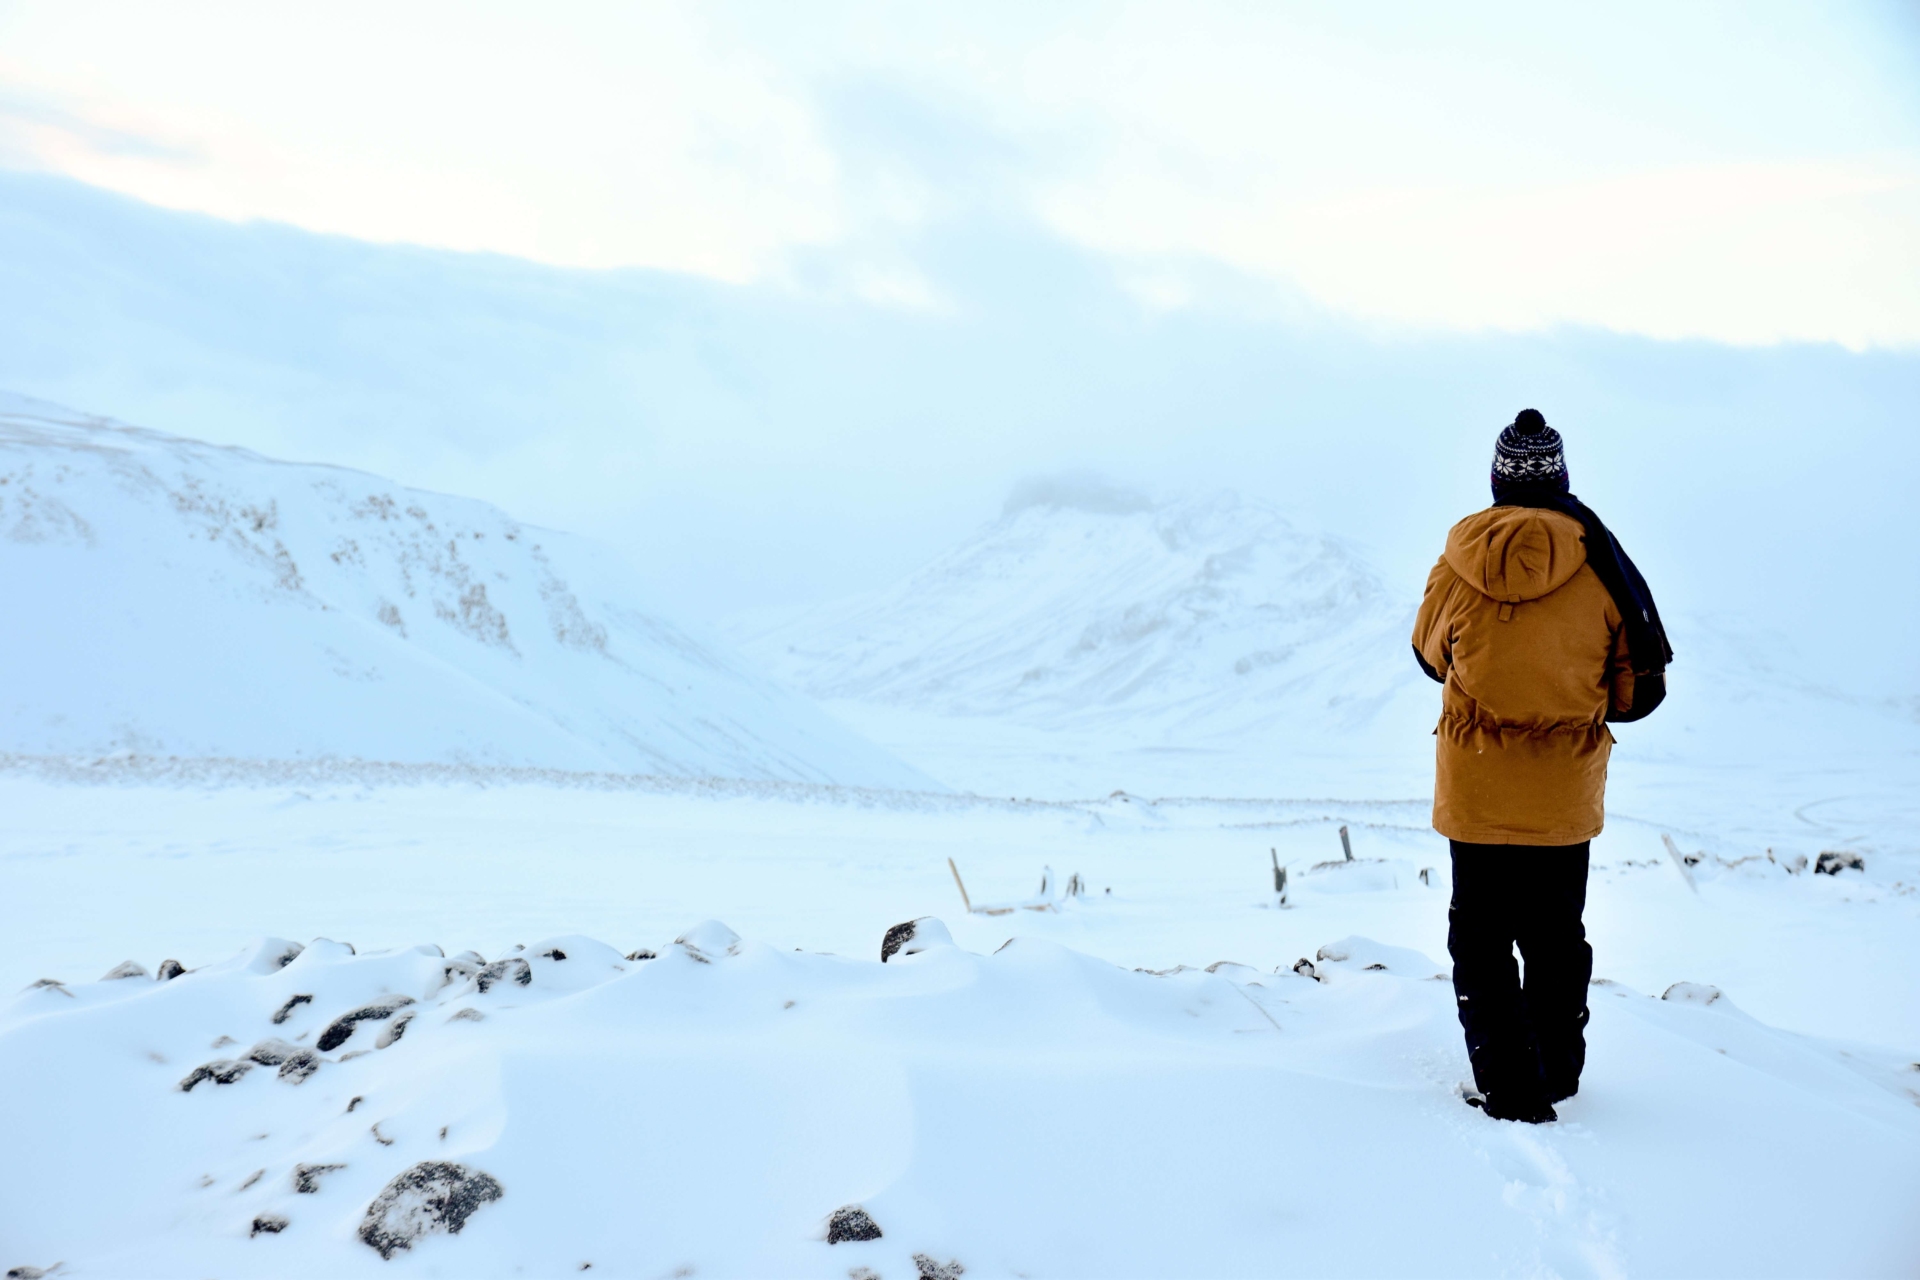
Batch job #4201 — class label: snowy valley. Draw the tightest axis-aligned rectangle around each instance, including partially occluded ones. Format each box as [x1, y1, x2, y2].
[2, 397, 1917, 1278]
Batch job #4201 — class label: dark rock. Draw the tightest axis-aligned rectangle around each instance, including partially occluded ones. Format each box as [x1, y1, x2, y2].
[540, 947, 567, 961]
[102, 960, 149, 980]
[1815, 850, 1865, 875]
[7, 1266, 60, 1279]
[476, 958, 531, 992]
[244, 1038, 302, 1066]
[293, 1162, 347, 1194]
[914, 1253, 965, 1279]
[27, 979, 72, 997]
[346, 1095, 363, 1112]
[179, 1059, 253, 1091]
[625, 949, 656, 962]
[358, 1161, 505, 1259]
[439, 959, 479, 990]
[827, 1205, 883, 1243]
[277, 1050, 321, 1084]
[157, 959, 185, 981]
[271, 993, 314, 1025]
[250, 1213, 289, 1237]
[374, 1011, 416, 1049]
[448, 1008, 485, 1023]
[317, 996, 417, 1051]
[266, 941, 305, 969]
[1292, 958, 1318, 980]
[881, 917, 953, 963]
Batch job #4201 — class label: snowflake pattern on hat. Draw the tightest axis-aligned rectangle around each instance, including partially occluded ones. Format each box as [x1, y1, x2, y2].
[1491, 410, 1567, 487]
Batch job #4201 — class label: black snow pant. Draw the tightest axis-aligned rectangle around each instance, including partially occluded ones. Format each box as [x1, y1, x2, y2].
[1448, 840, 1593, 1103]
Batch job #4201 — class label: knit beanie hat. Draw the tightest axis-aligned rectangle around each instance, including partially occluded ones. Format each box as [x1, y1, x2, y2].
[1491, 408, 1569, 495]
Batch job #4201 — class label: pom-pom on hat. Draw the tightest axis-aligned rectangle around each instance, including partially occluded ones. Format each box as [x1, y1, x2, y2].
[1492, 408, 1568, 494]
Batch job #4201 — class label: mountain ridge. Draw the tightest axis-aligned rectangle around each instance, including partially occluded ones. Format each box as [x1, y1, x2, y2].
[0, 391, 935, 789]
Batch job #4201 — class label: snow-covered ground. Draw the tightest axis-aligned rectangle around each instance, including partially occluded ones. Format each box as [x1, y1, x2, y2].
[5, 402, 1918, 1276]
[2, 778, 1917, 1277]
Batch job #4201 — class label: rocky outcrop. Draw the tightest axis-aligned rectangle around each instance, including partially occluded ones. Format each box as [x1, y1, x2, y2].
[179, 1059, 252, 1091]
[476, 959, 531, 992]
[827, 1205, 883, 1243]
[293, 1163, 346, 1194]
[271, 994, 313, 1025]
[317, 996, 417, 1051]
[358, 1162, 505, 1259]
[881, 917, 953, 963]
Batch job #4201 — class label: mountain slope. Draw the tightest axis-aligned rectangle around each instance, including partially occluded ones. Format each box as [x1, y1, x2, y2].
[0, 392, 933, 788]
[731, 479, 1427, 745]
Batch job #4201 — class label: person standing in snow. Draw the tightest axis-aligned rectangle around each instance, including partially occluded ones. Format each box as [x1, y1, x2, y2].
[1411, 409, 1671, 1123]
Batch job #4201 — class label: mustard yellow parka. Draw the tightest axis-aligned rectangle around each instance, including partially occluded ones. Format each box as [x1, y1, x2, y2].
[1412, 505, 1638, 845]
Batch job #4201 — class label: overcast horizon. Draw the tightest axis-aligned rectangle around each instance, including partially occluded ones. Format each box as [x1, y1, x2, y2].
[2, 2, 1917, 697]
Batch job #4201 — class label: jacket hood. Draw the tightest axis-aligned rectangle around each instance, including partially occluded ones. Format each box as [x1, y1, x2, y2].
[1444, 506, 1587, 603]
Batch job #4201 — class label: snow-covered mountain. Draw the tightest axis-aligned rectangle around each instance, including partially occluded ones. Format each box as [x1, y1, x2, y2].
[0, 392, 933, 788]
[729, 478, 1920, 817]
[731, 478, 1426, 744]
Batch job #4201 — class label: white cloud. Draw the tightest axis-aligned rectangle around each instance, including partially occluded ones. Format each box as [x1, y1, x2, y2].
[1, 0, 1916, 343]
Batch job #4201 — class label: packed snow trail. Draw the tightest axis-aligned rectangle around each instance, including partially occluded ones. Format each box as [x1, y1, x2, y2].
[3, 923, 1915, 1278]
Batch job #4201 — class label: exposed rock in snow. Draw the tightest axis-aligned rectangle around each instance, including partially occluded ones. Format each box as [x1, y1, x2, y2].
[292, 1163, 345, 1194]
[1816, 850, 1866, 875]
[177, 1059, 251, 1091]
[156, 960, 183, 981]
[256, 940, 304, 971]
[675, 921, 741, 964]
[881, 917, 953, 963]
[358, 1162, 505, 1259]
[270, 994, 312, 1025]
[241, 1039, 301, 1066]
[374, 1011, 416, 1049]
[826, 1205, 883, 1243]
[913, 1253, 966, 1279]
[248, 1214, 287, 1237]
[315, 996, 416, 1051]
[1662, 982, 1725, 1006]
[100, 961, 148, 980]
[276, 1051, 320, 1084]
[476, 959, 530, 992]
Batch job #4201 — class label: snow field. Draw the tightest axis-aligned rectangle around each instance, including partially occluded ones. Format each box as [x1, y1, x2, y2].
[4, 906, 1917, 1278]
[4, 777, 1919, 1275]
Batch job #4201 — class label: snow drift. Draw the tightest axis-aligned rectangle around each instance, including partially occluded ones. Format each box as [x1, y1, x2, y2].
[3, 922, 1915, 1278]
[0, 392, 932, 788]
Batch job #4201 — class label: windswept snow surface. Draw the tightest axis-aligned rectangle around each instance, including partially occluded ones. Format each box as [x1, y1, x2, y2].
[0, 392, 930, 788]
[3, 896, 1917, 1277]
[3, 775, 1918, 1276]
